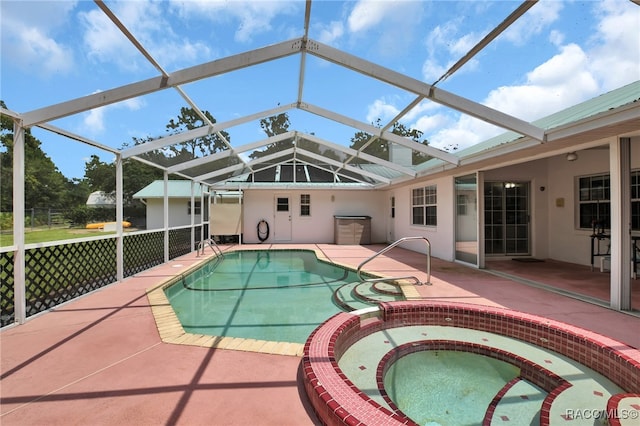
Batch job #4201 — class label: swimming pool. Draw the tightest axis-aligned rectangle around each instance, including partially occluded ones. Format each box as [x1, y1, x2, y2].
[162, 250, 403, 344]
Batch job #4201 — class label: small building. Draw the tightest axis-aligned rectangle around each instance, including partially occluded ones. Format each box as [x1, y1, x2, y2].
[133, 180, 206, 229]
[85, 191, 116, 208]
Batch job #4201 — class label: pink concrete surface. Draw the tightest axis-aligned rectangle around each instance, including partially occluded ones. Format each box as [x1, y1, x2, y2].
[1, 243, 639, 425]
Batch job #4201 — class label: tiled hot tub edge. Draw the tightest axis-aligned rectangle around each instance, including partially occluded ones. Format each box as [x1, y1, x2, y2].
[302, 301, 640, 426]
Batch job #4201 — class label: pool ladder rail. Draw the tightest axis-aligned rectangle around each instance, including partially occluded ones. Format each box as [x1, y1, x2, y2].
[356, 236, 431, 286]
[196, 238, 225, 258]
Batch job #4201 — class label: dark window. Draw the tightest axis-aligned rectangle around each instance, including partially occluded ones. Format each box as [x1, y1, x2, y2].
[411, 185, 437, 226]
[300, 194, 310, 216]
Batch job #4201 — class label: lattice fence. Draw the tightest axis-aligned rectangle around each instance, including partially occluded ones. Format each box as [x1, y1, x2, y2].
[1, 251, 15, 327]
[3, 225, 206, 327]
[123, 231, 164, 277]
[24, 239, 117, 318]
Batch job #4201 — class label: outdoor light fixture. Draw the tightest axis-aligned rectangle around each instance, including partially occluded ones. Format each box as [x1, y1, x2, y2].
[566, 152, 578, 161]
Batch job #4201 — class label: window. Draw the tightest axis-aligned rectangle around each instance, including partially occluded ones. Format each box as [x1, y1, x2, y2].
[578, 174, 610, 230]
[188, 201, 201, 215]
[457, 194, 468, 215]
[300, 194, 310, 216]
[633, 171, 640, 230]
[276, 197, 289, 212]
[578, 171, 640, 231]
[412, 185, 437, 226]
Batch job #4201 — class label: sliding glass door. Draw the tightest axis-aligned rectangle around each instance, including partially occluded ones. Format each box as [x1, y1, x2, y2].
[484, 182, 530, 256]
[455, 174, 478, 264]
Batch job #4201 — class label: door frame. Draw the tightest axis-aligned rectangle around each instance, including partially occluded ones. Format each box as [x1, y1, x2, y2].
[273, 193, 292, 242]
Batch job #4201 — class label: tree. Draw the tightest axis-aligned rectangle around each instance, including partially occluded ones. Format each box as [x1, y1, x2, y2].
[349, 119, 432, 165]
[84, 155, 116, 194]
[166, 107, 230, 158]
[1, 100, 70, 211]
[249, 113, 292, 159]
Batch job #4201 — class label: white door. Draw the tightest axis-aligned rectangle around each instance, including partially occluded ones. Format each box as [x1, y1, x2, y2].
[274, 194, 292, 241]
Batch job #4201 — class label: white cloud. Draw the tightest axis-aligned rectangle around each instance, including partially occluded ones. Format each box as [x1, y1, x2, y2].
[169, 0, 300, 43]
[347, 0, 423, 57]
[421, 18, 482, 82]
[347, 0, 393, 33]
[316, 21, 344, 45]
[80, 0, 212, 72]
[501, 1, 563, 45]
[0, 1, 76, 77]
[80, 92, 144, 136]
[417, 1, 639, 152]
[366, 99, 399, 124]
[587, 0, 640, 90]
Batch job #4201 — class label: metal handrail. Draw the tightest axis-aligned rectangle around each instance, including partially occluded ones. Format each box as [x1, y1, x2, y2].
[197, 238, 224, 258]
[356, 236, 431, 285]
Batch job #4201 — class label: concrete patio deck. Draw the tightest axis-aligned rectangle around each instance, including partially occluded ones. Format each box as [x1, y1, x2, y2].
[1, 243, 638, 425]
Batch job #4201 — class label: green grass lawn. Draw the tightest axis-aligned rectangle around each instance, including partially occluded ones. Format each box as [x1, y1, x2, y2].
[0, 227, 122, 247]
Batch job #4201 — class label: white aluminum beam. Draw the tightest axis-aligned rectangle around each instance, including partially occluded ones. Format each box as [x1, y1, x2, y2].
[166, 149, 233, 173]
[300, 102, 459, 164]
[121, 104, 296, 159]
[297, 148, 391, 184]
[22, 38, 304, 127]
[247, 147, 296, 167]
[195, 162, 247, 182]
[299, 132, 417, 176]
[38, 122, 119, 154]
[307, 39, 545, 142]
[432, 0, 537, 85]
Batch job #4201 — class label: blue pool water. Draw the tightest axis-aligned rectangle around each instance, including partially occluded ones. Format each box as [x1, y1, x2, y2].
[165, 250, 361, 343]
[384, 351, 519, 425]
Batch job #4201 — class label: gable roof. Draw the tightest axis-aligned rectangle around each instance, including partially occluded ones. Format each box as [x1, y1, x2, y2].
[133, 180, 205, 199]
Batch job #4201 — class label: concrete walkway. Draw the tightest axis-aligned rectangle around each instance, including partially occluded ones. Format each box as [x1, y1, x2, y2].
[1, 244, 638, 425]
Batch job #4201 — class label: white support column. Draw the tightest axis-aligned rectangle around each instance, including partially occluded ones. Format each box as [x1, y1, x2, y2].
[477, 171, 485, 269]
[163, 173, 169, 263]
[190, 181, 195, 251]
[13, 120, 26, 324]
[201, 185, 206, 242]
[609, 138, 632, 310]
[115, 153, 124, 282]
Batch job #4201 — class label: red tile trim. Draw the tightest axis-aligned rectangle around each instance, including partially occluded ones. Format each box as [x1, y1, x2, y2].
[302, 301, 640, 426]
[606, 393, 640, 426]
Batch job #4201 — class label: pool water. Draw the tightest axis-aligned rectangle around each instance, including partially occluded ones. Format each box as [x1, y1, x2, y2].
[165, 250, 360, 343]
[384, 350, 520, 425]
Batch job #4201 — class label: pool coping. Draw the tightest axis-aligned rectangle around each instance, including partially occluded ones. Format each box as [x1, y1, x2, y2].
[145, 247, 420, 356]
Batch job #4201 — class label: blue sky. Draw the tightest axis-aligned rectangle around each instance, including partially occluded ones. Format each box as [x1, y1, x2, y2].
[1, 0, 639, 179]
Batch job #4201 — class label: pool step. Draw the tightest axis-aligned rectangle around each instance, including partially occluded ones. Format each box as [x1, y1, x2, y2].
[487, 378, 545, 425]
[333, 281, 403, 311]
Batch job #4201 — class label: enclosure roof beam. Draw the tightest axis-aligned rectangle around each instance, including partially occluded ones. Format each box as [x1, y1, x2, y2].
[193, 162, 247, 182]
[296, 148, 391, 184]
[22, 38, 304, 127]
[300, 102, 459, 163]
[306, 39, 545, 142]
[431, 0, 537, 86]
[121, 104, 296, 159]
[38, 122, 119, 155]
[299, 132, 417, 177]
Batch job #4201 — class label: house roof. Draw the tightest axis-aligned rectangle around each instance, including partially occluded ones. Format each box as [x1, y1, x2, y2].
[448, 80, 640, 160]
[86, 191, 116, 207]
[133, 180, 205, 199]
